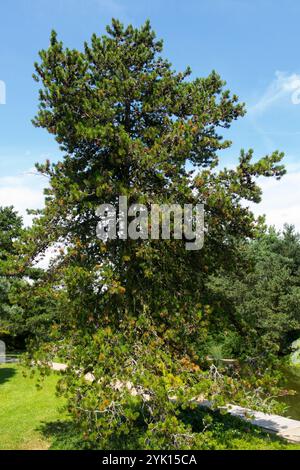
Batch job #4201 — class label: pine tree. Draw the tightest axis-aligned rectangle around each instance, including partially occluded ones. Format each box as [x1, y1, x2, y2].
[28, 19, 286, 449]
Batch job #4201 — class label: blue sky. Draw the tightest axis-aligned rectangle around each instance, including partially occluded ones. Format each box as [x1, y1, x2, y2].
[1, 0, 300, 227]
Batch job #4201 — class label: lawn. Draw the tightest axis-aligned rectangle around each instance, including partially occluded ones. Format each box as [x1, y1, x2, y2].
[0, 363, 67, 450]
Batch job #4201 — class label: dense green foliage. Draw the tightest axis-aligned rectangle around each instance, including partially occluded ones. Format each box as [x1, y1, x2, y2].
[0, 206, 27, 347]
[0, 19, 296, 449]
[0, 206, 62, 348]
[207, 225, 300, 361]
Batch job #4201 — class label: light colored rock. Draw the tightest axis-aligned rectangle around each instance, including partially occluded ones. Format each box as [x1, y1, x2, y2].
[291, 338, 300, 350]
[290, 338, 300, 366]
[51, 362, 68, 371]
[84, 372, 95, 382]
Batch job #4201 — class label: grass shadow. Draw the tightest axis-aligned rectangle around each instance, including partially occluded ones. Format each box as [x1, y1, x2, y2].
[179, 405, 293, 448]
[38, 420, 86, 450]
[38, 405, 296, 450]
[0, 366, 16, 385]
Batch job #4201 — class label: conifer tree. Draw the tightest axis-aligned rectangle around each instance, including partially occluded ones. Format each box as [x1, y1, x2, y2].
[29, 20, 286, 449]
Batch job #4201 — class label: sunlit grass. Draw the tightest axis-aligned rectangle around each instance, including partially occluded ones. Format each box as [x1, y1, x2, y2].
[0, 363, 66, 450]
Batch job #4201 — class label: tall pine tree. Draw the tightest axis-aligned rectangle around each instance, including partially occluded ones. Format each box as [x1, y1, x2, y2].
[27, 20, 286, 449]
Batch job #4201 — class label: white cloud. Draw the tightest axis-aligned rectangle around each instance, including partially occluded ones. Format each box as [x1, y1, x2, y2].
[249, 71, 300, 115]
[250, 163, 300, 231]
[0, 169, 46, 226]
[0, 168, 62, 269]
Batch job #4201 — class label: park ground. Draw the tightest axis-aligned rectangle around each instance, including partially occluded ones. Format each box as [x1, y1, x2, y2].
[0, 363, 70, 450]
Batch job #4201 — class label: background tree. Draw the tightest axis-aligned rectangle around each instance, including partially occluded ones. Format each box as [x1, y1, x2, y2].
[0, 206, 61, 349]
[207, 225, 300, 361]
[28, 19, 287, 449]
[0, 206, 24, 347]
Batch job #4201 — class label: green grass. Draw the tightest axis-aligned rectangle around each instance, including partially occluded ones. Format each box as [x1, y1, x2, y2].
[0, 363, 67, 450]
